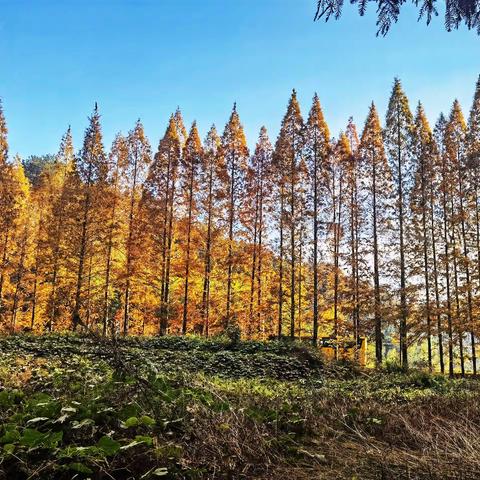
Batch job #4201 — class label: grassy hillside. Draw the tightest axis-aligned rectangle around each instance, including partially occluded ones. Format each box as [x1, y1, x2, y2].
[1, 334, 479, 479]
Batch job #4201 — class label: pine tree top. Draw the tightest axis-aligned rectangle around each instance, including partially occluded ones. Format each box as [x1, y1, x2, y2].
[222, 104, 248, 154]
[385, 77, 413, 132]
[185, 121, 203, 158]
[0, 98, 8, 165]
[414, 102, 433, 136]
[337, 131, 352, 158]
[254, 126, 273, 158]
[448, 99, 467, 132]
[467, 75, 480, 157]
[345, 117, 360, 153]
[58, 126, 74, 164]
[204, 125, 221, 155]
[77, 104, 107, 183]
[307, 93, 330, 141]
[173, 107, 188, 148]
[361, 103, 383, 143]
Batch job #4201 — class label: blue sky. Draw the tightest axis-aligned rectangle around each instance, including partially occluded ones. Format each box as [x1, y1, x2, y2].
[0, 0, 479, 158]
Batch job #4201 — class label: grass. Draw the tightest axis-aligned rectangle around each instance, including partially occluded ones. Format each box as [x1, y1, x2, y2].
[0, 334, 479, 479]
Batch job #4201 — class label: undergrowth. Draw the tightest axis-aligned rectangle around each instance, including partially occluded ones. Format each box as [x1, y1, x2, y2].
[0, 334, 479, 479]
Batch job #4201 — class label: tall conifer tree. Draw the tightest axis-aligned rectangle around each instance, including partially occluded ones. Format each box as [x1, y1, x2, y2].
[71, 104, 107, 330]
[180, 122, 202, 334]
[385, 78, 414, 368]
[275, 90, 304, 338]
[305, 93, 330, 344]
[360, 103, 392, 365]
[123, 121, 151, 334]
[222, 104, 249, 326]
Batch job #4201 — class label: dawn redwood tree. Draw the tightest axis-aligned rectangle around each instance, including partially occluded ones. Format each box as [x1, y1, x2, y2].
[444, 100, 472, 376]
[435, 113, 455, 376]
[0, 100, 11, 316]
[200, 126, 223, 336]
[221, 104, 249, 326]
[143, 116, 181, 335]
[8, 159, 31, 331]
[123, 121, 151, 334]
[71, 104, 108, 331]
[410, 103, 440, 371]
[359, 103, 392, 366]
[385, 78, 414, 369]
[102, 134, 127, 336]
[180, 122, 203, 334]
[272, 148, 286, 337]
[467, 76, 480, 374]
[275, 90, 304, 338]
[244, 127, 273, 337]
[332, 133, 351, 351]
[305, 93, 330, 344]
[40, 129, 74, 332]
[345, 118, 362, 347]
[0, 107, 30, 324]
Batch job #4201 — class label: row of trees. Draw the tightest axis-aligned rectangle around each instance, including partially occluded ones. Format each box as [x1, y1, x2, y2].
[1, 77, 480, 372]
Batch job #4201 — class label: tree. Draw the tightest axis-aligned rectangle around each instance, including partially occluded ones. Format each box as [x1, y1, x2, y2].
[314, 0, 480, 36]
[385, 78, 414, 369]
[467, 75, 480, 375]
[274, 90, 304, 338]
[0, 105, 30, 324]
[444, 100, 472, 376]
[39, 128, 75, 332]
[305, 93, 330, 344]
[222, 103, 249, 326]
[244, 127, 274, 337]
[332, 133, 351, 353]
[435, 113, 455, 376]
[411, 103, 440, 371]
[143, 116, 181, 335]
[123, 121, 151, 334]
[70, 104, 108, 331]
[180, 122, 202, 334]
[359, 102, 393, 365]
[344, 118, 362, 349]
[102, 134, 128, 336]
[8, 158, 31, 331]
[200, 126, 223, 336]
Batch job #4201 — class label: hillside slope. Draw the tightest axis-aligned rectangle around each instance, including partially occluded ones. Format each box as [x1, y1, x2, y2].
[1, 334, 479, 479]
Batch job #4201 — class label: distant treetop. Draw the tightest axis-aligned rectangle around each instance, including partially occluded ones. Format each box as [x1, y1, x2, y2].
[314, 0, 480, 36]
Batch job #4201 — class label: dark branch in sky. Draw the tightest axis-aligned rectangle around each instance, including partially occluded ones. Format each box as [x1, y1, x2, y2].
[314, 0, 480, 35]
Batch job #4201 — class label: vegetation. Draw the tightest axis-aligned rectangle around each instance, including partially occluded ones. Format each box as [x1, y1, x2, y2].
[2, 78, 480, 374]
[314, 0, 480, 36]
[0, 334, 479, 479]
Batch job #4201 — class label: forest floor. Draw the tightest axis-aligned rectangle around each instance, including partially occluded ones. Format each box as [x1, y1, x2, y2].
[0, 334, 479, 480]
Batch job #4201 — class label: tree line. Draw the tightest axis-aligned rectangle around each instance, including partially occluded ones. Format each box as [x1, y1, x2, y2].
[1, 77, 480, 373]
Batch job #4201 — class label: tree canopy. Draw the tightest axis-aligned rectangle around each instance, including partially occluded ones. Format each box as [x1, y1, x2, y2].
[314, 0, 480, 36]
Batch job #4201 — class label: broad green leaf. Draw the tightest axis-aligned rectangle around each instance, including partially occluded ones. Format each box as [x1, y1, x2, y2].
[124, 416, 140, 428]
[140, 415, 156, 427]
[3, 444, 15, 455]
[0, 390, 14, 408]
[19, 428, 46, 448]
[68, 462, 93, 474]
[0, 426, 20, 444]
[97, 435, 120, 455]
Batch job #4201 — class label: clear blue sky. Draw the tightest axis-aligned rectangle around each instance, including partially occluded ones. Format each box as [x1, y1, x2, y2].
[0, 0, 479, 158]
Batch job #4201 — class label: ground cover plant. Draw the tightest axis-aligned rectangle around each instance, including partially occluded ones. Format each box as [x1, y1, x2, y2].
[1, 334, 480, 479]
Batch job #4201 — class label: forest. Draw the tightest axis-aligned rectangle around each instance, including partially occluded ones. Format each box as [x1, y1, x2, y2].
[1, 77, 480, 375]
